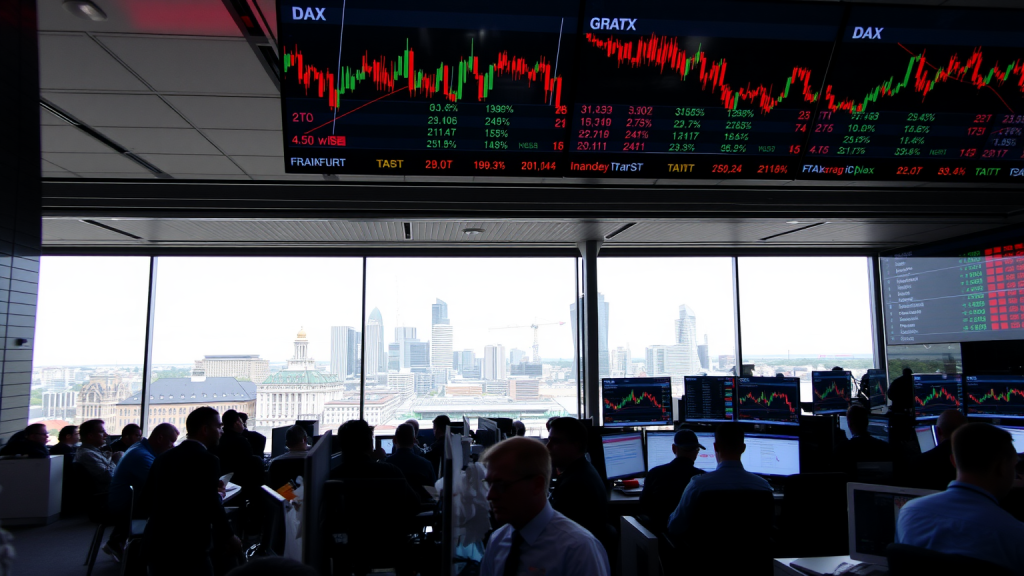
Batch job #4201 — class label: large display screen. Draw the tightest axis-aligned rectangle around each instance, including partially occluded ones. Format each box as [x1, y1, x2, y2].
[601, 377, 674, 427]
[735, 377, 800, 426]
[812, 371, 852, 415]
[913, 374, 962, 420]
[881, 232, 1024, 345]
[279, 1, 1024, 182]
[965, 375, 1024, 419]
[684, 375, 734, 422]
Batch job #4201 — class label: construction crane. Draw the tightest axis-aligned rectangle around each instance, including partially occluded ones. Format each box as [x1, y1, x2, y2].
[489, 321, 566, 363]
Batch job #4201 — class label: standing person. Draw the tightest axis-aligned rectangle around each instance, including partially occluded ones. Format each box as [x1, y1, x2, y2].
[49, 425, 80, 456]
[888, 368, 916, 414]
[109, 424, 141, 453]
[143, 407, 241, 576]
[639, 430, 706, 531]
[479, 437, 610, 576]
[103, 423, 180, 561]
[75, 420, 121, 489]
[546, 418, 609, 542]
[896, 423, 1024, 574]
[668, 423, 772, 535]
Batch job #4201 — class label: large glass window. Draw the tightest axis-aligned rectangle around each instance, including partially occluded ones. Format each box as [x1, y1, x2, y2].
[365, 258, 577, 438]
[738, 257, 875, 403]
[33, 257, 151, 442]
[597, 258, 738, 413]
[149, 257, 362, 450]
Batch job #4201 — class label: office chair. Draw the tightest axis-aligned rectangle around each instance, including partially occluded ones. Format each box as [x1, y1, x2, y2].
[886, 543, 1012, 576]
[685, 490, 775, 575]
[778, 473, 848, 557]
[77, 463, 111, 576]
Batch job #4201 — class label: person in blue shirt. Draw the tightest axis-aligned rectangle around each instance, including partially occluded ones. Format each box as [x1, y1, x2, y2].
[103, 423, 179, 561]
[480, 437, 609, 576]
[668, 423, 772, 535]
[896, 423, 1024, 575]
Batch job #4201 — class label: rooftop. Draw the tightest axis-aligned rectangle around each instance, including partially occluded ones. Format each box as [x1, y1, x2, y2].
[118, 377, 256, 405]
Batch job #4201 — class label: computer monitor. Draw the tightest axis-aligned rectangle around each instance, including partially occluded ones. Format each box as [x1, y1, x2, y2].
[912, 374, 963, 420]
[995, 425, 1024, 453]
[601, 377, 673, 427]
[601, 432, 646, 480]
[811, 371, 852, 415]
[683, 376, 735, 423]
[867, 417, 890, 443]
[739, 434, 800, 477]
[866, 368, 888, 408]
[847, 483, 938, 566]
[838, 415, 852, 440]
[476, 417, 501, 447]
[735, 377, 800, 426]
[914, 425, 936, 453]
[645, 430, 716, 472]
[965, 375, 1024, 419]
[375, 435, 395, 455]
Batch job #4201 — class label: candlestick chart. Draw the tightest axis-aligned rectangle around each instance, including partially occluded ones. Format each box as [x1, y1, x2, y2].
[965, 376, 1024, 418]
[736, 379, 800, 425]
[602, 380, 673, 425]
[913, 375, 963, 419]
[811, 372, 852, 415]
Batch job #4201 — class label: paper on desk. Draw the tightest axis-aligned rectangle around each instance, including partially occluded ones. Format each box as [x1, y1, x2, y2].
[219, 472, 233, 484]
[223, 482, 242, 502]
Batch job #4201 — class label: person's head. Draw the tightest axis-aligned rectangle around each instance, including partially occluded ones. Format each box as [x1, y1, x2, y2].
[395, 423, 416, 448]
[404, 419, 420, 436]
[513, 421, 526, 437]
[672, 429, 705, 463]
[432, 415, 451, 438]
[285, 425, 309, 452]
[120, 424, 142, 447]
[222, 410, 244, 433]
[79, 419, 107, 448]
[714, 423, 746, 461]
[238, 413, 249, 429]
[846, 405, 870, 436]
[338, 419, 373, 456]
[185, 407, 223, 449]
[546, 417, 588, 470]
[225, 556, 319, 576]
[24, 423, 48, 446]
[935, 409, 968, 444]
[57, 425, 79, 445]
[149, 423, 180, 455]
[832, 366, 844, 372]
[546, 416, 557, 432]
[902, 368, 913, 377]
[482, 437, 552, 529]
[952, 423, 1019, 498]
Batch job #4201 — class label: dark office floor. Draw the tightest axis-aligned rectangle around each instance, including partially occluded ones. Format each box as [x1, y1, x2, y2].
[6, 516, 120, 576]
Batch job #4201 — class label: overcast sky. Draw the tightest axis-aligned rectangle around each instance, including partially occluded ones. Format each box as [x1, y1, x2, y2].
[33, 255, 874, 367]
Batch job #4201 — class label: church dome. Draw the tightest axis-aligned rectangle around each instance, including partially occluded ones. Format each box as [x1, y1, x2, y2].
[297, 327, 307, 339]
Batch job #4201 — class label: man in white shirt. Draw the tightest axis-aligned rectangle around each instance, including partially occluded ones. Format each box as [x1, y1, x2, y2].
[479, 437, 609, 576]
[271, 425, 309, 461]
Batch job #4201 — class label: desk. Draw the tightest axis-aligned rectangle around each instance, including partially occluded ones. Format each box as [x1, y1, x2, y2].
[0, 455, 63, 525]
[609, 490, 642, 517]
[774, 556, 880, 576]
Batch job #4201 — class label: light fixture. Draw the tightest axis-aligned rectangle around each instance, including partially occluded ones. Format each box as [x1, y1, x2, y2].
[786, 221, 802, 224]
[463, 228, 484, 236]
[63, 0, 107, 21]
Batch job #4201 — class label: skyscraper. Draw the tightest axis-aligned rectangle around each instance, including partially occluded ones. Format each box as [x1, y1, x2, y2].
[570, 293, 610, 378]
[456, 349, 475, 375]
[509, 348, 527, 366]
[484, 344, 506, 380]
[674, 305, 701, 375]
[431, 299, 453, 370]
[697, 334, 709, 371]
[330, 326, 359, 377]
[612, 346, 631, 377]
[366, 308, 386, 378]
[395, 326, 418, 368]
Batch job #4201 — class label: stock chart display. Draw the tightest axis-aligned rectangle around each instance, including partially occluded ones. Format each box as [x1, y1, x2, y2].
[881, 237, 1024, 345]
[811, 371, 852, 415]
[684, 376, 734, 422]
[913, 374, 962, 419]
[965, 375, 1024, 419]
[802, 6, 1024, 182]
[279, 0, 577, 175]
[602, 377, 673, 426]
[566, 0, 841, 179]
[736, 377, 799, 426]
[279, 2, 1024, 182]
[866, 368, 888, 408]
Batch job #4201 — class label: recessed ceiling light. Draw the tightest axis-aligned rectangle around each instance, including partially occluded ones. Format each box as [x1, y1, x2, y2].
[786, 221, 802, 224]
[63, 0, 107, 21]
[463, 228, 484, 236]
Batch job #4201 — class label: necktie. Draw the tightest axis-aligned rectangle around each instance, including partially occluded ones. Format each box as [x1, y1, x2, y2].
[503, 530, 523, 576]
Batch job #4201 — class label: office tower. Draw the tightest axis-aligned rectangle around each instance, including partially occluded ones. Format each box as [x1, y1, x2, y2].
[510, 361, 543, 377]
[432, 298, 449, 326]
[389, 371, 415, 400]
[394, 326, 417, 368]
[431, 300, 453, 370]
[570, 293, 610, 378]
[331, 326, 360, 377]
[408, 341, 431, 370]
[388, 343, 401, 371]
[612, 346, 631, 377]
[674, 304, 701, 374]
[452, 351, 461, 372]
[484, 344, 506, 380]
[510, 348, 527, 366]
[462, 358, 483, 379]
[697, 334, 709, 371]
[457, 350, 475, 373]
[366, 308, 386, 379]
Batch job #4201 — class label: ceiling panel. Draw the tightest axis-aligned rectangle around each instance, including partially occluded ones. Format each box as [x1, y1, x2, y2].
[607, 221, 799, 244]
[163, 96, 282, 130]
[411, 221, 623, 242]
[92, 219, 408, 243]
[138, 154, 243, 175]
[38, 32, 148, 91]
[41, 159, 77, 176]
[97, 127, 221, 155]
[42, 93, 191, 128]
[231, 155, 289, 176]
[43, 219, 144, 242]
[40, 109, 63, 126]
[172, 174, 253, 181]
[37, 0, 244, 37]
[96, 35, 278, 95]
[203, 129, 282, 156]
[42, 152, 150, 174]
[41, 125, 114, 154]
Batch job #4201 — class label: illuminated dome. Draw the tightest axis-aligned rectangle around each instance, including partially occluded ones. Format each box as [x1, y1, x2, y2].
[297, 327, 307, 339]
